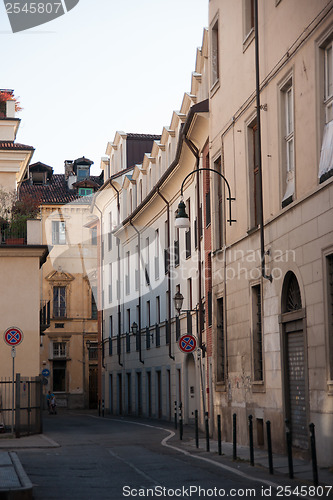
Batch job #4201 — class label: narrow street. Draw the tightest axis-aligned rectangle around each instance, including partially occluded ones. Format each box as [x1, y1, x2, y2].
[16, 412, 315, 500]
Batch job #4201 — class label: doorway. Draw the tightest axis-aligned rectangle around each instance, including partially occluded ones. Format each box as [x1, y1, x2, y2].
[281, 272, 308, 449]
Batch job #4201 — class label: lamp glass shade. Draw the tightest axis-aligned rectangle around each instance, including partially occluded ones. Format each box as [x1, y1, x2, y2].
[131, 321, 138, 335]
[173, 291, 184, 313]
[175, 199, 190, 229]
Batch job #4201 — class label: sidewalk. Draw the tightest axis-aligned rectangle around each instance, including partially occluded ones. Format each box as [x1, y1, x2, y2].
[0, 433, 59, 499]
[170, 424, 333, 487]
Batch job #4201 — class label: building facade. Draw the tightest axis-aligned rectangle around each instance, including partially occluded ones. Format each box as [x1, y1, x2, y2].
[208, 0, 333, 466]
[20, 158, 102, 408]
[0, 91, 48, 382]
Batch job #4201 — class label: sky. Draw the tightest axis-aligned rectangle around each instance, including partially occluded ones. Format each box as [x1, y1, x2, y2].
[1, 0, 208, 175]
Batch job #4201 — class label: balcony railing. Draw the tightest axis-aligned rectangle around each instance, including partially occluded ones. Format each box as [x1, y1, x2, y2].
[0, 225, 27, 245]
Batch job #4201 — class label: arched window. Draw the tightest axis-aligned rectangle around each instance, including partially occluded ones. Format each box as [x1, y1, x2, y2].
[282, 272, 302, 313]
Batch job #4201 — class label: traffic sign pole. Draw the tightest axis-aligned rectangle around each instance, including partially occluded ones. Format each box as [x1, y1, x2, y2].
[11, 347, 16, 434]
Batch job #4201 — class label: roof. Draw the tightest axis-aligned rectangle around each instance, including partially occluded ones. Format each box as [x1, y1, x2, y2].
[20, 173, 103, 205]
[126, 133, 161, 141]
[0, 141, 34, 151]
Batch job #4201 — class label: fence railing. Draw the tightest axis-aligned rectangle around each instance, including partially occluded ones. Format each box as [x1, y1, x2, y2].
[0, 374, 42, 437]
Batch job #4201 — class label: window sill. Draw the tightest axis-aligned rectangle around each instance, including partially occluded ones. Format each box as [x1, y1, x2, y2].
[252, 381, 266, 393]
[247, 225, 259, 236]
[243, 28, 255, 53]
[210, 79, 220, 98]
[215, 382, 226, 392]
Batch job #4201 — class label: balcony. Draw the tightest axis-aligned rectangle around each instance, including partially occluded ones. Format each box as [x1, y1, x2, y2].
[0, 219, 41, 246]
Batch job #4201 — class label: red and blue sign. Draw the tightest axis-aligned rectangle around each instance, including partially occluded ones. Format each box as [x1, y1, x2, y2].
[178, 334, 197, 353]
[3, 327, 23, 347]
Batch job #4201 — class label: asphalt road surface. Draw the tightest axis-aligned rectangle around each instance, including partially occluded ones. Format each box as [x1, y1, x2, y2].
[17, 412, 317, 500]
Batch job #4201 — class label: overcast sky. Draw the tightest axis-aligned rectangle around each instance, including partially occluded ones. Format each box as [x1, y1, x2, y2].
[1, 0, 208, 175]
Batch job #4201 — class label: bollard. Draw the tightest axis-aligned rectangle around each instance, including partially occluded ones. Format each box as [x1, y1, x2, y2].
[248, 415, 254, 466]
[179, 402, 183, 440]
[195, 410, 199, 449]
[266, 420, 274, 475]
[217, 414, 222, 455]
[233, 413, 237, 460]
[205, 412, 210, 452]
[174, 401, 177, 430]
[285, 420, 294, 479]
[309, 423, 319, 486]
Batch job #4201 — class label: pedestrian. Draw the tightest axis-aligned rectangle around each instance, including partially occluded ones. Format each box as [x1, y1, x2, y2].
[47, 391, 55, 414]
[50, 394, 57, 415]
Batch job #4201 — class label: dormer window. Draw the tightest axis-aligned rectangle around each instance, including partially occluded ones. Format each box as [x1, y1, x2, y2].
[77, 167, 89, 181]
[79, 187, 93, 196]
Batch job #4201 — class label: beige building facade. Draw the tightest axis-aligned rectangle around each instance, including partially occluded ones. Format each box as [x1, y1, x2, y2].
[208, 0, 333, 465]
[20, 159, 101, 409]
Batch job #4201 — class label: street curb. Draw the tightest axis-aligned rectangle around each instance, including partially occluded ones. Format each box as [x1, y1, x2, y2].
[0, 452, 33, 500]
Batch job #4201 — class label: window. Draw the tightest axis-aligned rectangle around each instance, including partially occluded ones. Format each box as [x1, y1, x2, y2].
[156, 296, 160, 324]
[319, 39, 333, 183]
[53, 342, 66, 358]
[211, 19, 219, 87]
[214, 157, 223, 249]
[91, 227, 97, 246]
[109, 264, 112, 303]
[252, 284, 263, 381]
[155, 229, 160, 280]
[326, 254, 333, 380]
[126, 251, 130, 295]
[109, 316, 113, 355]
[185, 199, 191, 259]
[135, 245, 139, 291]
[147, 301, 151, 327]
[187, 278, 192, 311]
[280, 77, 294, 207]
[164, 220, 169, 274]
[52, 221, 66, 245]
[174, 227, 180, 266]
[91, 286, 97, 319]
[205, 192, 211, 227]
[77, 167, 89, 180]
[79, 188, 93, 196]
[108, 212, 112, 251]
[53, 361, 66, 392]
[216, 297, 225, 382]
[88, 343, 98, 361]
[246, 119, 260, 228]
[53, 287, 66, 318]
[145, 237, 150, 286]
[243, 0, 255, 46]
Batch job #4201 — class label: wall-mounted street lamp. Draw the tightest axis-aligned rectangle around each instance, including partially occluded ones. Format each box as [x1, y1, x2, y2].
[175, 167, 236, 229]
[174, 290, 185, 314]
[131, 321, 138, 335]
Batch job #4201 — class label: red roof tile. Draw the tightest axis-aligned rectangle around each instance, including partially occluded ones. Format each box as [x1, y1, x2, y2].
[0, 141, 34, 151]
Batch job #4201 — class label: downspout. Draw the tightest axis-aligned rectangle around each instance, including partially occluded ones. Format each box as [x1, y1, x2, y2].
[184, 136, 204, 353]
[130, 220, 144, 364]
[109, 182, 123, 366]
[254, 0, 272, 282]
[94, 203, 105, 371]
[157, 188, 175, 361]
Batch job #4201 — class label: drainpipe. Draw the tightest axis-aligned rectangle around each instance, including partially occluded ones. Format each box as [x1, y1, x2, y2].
[184, 136, 204, 352]
[254, 0, 272, 282]
[130, 221, 144, 364]
[157, 188, 175, 361]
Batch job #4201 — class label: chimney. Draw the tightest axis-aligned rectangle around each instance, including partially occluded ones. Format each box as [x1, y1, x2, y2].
[64, 160, 74, 180]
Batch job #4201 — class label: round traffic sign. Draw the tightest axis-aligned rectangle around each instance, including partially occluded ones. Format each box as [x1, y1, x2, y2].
[42, 369, 50, 377]
[3, 327, 23, 347]
[178, 334, 197, 353]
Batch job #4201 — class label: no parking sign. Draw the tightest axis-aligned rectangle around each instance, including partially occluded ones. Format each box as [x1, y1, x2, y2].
[178, 334, 197, 353]
[3, 327, 23, 346]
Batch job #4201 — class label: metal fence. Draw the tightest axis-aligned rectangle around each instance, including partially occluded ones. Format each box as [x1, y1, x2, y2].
[0, 374, 42, 437]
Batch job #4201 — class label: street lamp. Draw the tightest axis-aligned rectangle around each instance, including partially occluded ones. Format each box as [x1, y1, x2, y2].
[175, 167, 236, 227]
[173, 291, 184, 315]
[131, 321, 138, 335]
[175, 199, 190, 229]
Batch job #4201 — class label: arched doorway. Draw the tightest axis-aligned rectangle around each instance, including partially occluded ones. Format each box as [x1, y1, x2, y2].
[281, 272, 308, 449]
